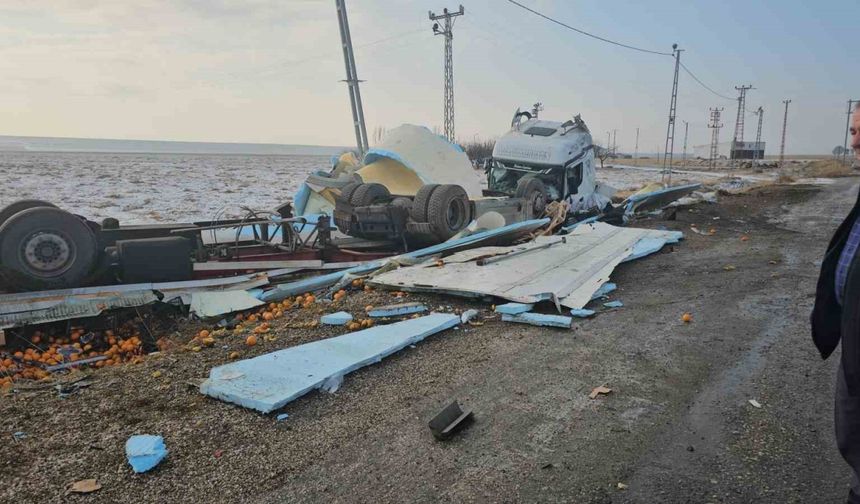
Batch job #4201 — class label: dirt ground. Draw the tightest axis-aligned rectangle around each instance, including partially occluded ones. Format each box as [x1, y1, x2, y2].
[2, 178, 857, 503]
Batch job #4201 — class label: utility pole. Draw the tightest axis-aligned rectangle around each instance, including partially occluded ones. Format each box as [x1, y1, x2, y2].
[779, 99, 791, 170]
[681, 120, 689, 169]
[429, 5, 464, 143]
[753, 106, 764, 160]
[662, 44, 683, 185]
[606, 131, 611, 151]
[707, 107, 724, 170]
[634, 127, 639, 166]
[335, 0, 368, 155]
[612, 129, 617, 155]
[844, 99, 859, 166]
[731, 84, 753, 169]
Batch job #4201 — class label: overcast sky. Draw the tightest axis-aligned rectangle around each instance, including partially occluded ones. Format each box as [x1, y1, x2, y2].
[0, 0, 855, 154]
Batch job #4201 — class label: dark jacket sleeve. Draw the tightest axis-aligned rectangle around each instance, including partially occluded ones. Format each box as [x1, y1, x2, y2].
[842, 260, 860, 395]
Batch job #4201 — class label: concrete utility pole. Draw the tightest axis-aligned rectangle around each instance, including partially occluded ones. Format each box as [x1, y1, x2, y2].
[681, 120, 689, 169]
[779, 99, 791, 170]
[708, 107, 724, 170]
[844, 99, 859, 166]
[335, 0, 368, 155]
[606, 131, 611, 150]
[753, 107, 764, 160]
[662, 44, 683, 185]
[634, 127, 640, 166]
[429, 5, 464, 143]
[731, 84, 753, 169]
[612, 129, 617, 155]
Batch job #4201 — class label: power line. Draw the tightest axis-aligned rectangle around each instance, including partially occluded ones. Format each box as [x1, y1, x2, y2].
[679, 61, 734, 101]
[505, 0, 673, 56]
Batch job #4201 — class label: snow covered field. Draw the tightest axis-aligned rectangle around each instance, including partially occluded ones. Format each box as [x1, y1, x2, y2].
[0, 151, 329, 224]
[0, 151, 751, 226]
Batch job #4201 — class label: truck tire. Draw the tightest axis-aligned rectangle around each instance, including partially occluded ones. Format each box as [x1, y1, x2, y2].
[0, 199, 58, 229]
[0, 207, 98, 291]
[427, 184, 472, 241]
[337, 182, 362, 205]
[515, 176, 548, 219]
[410, 184, 440, 223]
[350, 183, 391, 207]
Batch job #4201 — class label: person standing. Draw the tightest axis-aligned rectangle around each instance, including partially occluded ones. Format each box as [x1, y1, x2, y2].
[812, 102, 860, 503]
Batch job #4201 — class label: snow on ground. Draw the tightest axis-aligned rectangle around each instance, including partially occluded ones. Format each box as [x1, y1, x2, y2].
[0, 151, 328, 224]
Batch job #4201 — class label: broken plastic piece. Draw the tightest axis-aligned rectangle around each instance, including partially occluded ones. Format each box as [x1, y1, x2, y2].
[501, 312, 572, 328]
[125, 435, 168, 473]
[321, 374, 343, 393]
[320, 311, 353, 325]
[570, 308, 596, 318]
[460, 309, 479, 324]
[590, 282, 617, 300]
[367, 302, 427, 318]
[276, 413, 290, 421]
[428, 400, 474, 440]
[603, 301, 624, 308]
[494, 303, 534, 315]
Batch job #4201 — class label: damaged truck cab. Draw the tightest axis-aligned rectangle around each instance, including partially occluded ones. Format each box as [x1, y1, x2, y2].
[485, 110, 601, 215]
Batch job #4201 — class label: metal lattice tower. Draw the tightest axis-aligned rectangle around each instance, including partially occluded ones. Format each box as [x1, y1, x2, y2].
[779, 99, 791, 170]
[753, 106, 764, 159]
[429, 5, 464, 143]
[731, 85, 753, 168]
[707, 107, 724, 170]
[661, 44, 683, 185]
[844, 100, 859, 166]
[335, 0, 368, 155]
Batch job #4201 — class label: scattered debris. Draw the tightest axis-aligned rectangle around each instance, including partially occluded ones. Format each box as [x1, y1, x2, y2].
[320, 311, 354, 326]
[12, 431, 26, 441]
[589, 386, 612, 399]
[200, 313, 460, 413]
[748, 399, 762, 408]
[276, 413, 290, 422]
[125, 434, 168, 473]
[570, 308, 596, 318]
[428, 399, 473, 440]
[66, 479, 102, 495]
[367, 302, 427, 318]
[494, 303, 534, 315]
[603, 301, 624, 309]
[460, 309, 479, 324]
[501, 312, 572, 328]
[723, 265, 736, 271]
[617, 482, 628, 490]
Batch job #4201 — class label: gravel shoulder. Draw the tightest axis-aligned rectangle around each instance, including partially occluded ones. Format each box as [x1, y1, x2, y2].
[1, 179, 855, 503]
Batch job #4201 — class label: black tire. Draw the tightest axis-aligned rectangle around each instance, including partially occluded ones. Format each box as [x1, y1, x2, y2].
[333, 210, 357, 236]
[337, 182, 362, 205]
[427, 184, 472, 241]
[0, 207, 98, 291]
[391, 197, 413, 209]
[0, 199, 58, 229]
[515, 176, 548, 219]
[410, 184, 440, 223]
[350, 183, 391, 207]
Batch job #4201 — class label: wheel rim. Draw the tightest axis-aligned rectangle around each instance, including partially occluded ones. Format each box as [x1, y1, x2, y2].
[19, 230, 76, 275]
[530, 192, 547, 216]
[446, 199, 466, 230]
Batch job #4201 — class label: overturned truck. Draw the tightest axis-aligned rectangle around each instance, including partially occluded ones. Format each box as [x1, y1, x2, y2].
[330, 111, 611, 246]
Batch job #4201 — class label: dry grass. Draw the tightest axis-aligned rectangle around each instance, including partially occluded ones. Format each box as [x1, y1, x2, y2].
[797, 159, 855, 178]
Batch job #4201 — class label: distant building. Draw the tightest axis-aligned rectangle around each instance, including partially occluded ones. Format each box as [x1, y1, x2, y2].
[692, 140, 765, 160]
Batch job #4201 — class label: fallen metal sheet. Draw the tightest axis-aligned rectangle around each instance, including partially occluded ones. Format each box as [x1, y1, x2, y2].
[368, 302, 427, 318]
[370, 223, 682, 311]
[189, 290, 265, 319]
[258, 219, 549, 302]
[624, 183, 702, 214]
[0, 291, 160, 330]
[501, 312, 572, 328]
[192, 260, 324, 271]
[495, 303, 534, 315]
[199, 313, 460, 413]
[0, 273, 270, 329]
[320, 311, 353, 325]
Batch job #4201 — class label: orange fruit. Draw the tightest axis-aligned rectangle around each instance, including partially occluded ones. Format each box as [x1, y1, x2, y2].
[681, 312, 693, 323]
[269, 303, 278, 310]
[198, 330, 210, 340]
[32, 335, 41, 344]
[262, 312, 274, 321]
[13, 351, 23, 359]
[229, 351, 240, 359]
[245, 335, 258, 346]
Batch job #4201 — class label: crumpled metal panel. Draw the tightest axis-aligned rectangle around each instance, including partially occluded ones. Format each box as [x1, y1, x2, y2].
[0, 291, 160, 329]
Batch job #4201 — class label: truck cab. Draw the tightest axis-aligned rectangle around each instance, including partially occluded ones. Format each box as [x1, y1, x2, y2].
[485, 109, 602, 216]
